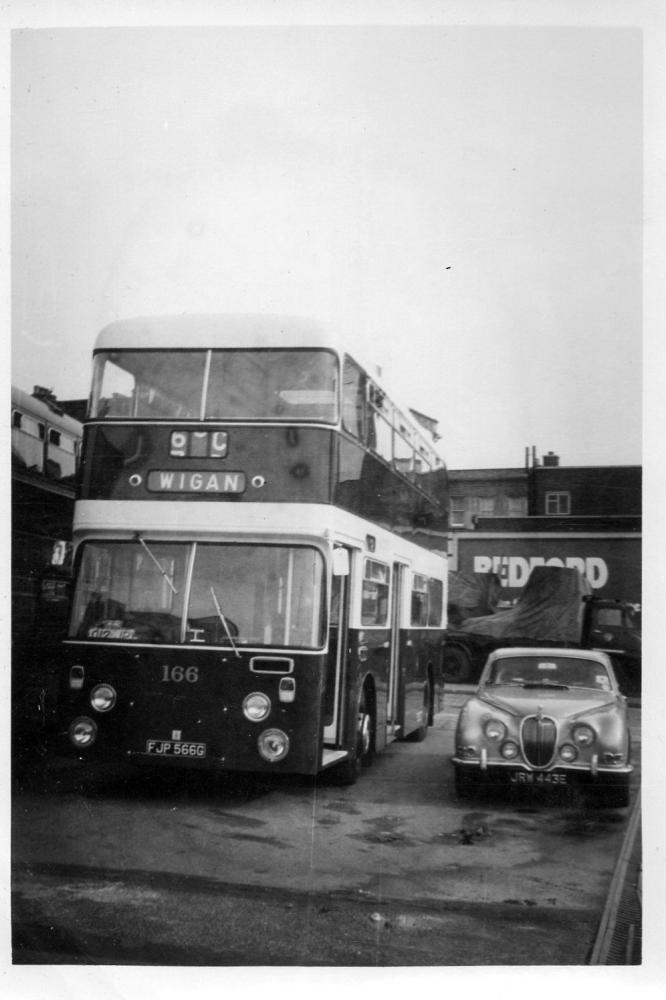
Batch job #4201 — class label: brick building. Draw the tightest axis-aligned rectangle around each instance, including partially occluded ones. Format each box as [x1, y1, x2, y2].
[448, 451, 641, 530]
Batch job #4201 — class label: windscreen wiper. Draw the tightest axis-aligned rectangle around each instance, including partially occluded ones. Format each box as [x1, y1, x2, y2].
[135, 534, 178, 595]
[210, 586, 240, 658]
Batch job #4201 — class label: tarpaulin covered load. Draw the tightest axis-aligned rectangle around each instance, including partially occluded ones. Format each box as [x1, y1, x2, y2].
[447, 571, 502, 627]
[456, 566, 592, 643]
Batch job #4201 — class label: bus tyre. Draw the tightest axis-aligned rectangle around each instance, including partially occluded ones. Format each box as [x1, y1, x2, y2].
[334, 690, 374, 786]
[407, 678, 431, 742]
[443, 646, 473, 683]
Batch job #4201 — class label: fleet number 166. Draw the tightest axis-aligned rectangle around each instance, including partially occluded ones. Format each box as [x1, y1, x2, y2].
[161, 665, 200, 683]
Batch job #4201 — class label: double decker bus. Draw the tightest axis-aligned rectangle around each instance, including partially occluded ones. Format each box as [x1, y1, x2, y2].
[56, 315, 449, 783]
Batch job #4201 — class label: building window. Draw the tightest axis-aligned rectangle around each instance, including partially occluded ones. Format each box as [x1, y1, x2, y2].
[12, 410, 22, 428]
[470, 496, 495, 516]
[450, 503, 466, 528]
[545, 492, 571, 515]
[506, 496, 527, 517]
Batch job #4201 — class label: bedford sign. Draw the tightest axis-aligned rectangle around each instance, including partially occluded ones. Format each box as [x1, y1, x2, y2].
[473, 555, 608, 589]
[452, 532, 641, 603]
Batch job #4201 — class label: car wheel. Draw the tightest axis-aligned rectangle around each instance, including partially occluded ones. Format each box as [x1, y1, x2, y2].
[603, 783, 631, 808]
[454, 765, 479, 799]
[589, 782, 631, 809]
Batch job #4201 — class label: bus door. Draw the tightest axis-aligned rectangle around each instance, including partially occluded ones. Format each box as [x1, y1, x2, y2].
[323, 547, 352, 756]
[387, 561, 406, 738]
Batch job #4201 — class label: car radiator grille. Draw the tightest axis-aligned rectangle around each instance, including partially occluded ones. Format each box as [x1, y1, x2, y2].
[521, 715, 557, 767]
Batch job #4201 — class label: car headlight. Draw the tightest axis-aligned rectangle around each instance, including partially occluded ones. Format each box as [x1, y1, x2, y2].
[243, 692, 271, 722]
[572, 723, 596, 747]
[483, 719, 507, 741]
[69, 716, 98, 748]
[500, 741, 519, 759]
[90, 684, 117, 713]
[257, 728, 290, 762]
[559, 743, 578, 762]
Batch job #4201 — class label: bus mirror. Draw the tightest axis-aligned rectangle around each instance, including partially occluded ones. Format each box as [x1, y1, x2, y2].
[332, 548, 350, 577]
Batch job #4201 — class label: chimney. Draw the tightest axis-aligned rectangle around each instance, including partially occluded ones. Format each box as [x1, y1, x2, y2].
[32, 385, 63, 415]
[543, 451, 560, 467]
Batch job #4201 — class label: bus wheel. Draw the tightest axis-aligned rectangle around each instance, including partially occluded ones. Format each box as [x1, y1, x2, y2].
[333, 688, 374, 786]
[443, 646, 473, 683]
[407, 678, 430, 742]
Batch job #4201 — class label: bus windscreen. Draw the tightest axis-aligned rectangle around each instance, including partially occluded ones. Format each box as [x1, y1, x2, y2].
[69, 541, 326, 649]
[91, 349, 339, 423]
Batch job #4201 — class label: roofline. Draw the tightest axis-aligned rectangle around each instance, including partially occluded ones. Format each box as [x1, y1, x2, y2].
[11, 384, 83, 434]
[95, 313, 337, 351]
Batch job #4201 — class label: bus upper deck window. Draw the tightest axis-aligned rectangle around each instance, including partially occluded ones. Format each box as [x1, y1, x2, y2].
[91, 351, 206, 419]
[205, 349, 338, 423]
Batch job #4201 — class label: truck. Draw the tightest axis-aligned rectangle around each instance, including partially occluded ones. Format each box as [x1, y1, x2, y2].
[443, 565, 641, 696]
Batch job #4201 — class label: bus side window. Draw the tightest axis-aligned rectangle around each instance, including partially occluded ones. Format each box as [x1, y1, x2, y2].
[342, 356, 366, 440]
[411, 575, 429, 626]
[427, 578, 443, 627]
[362, 559, 390, 626]
[330, 574, 341, 627]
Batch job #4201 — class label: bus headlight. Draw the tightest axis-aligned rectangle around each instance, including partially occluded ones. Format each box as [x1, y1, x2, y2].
[243, 692, 271, 722]
[257, 728, 290, 762]
[69, 716, 98, 748]
[90, 684, 117, 713]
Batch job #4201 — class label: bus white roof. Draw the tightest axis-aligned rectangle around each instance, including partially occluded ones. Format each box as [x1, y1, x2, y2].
[95, 314, 339, 352]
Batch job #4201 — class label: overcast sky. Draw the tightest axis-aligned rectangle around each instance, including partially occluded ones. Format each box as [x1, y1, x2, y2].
[10, 20, 644, 469]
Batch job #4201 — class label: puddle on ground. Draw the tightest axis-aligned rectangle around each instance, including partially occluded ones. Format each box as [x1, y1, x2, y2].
[352, 814, 417, 847]
[322, 799, 361, 816]
[228, 833, 288, 848]
[199, 811, 267, 829]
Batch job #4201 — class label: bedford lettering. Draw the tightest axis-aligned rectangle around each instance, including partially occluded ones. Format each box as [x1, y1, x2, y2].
[472, 555, 609, 589]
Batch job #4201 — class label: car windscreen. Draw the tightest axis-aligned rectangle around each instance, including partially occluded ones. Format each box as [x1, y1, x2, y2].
[488, 655, 612, 691]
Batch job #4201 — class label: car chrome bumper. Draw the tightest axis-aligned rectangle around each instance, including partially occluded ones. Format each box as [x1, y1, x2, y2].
[451, 756, 633, 779]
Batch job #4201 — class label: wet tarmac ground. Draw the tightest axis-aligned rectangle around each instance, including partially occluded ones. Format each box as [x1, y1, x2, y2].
[11, 691, 642, 967]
